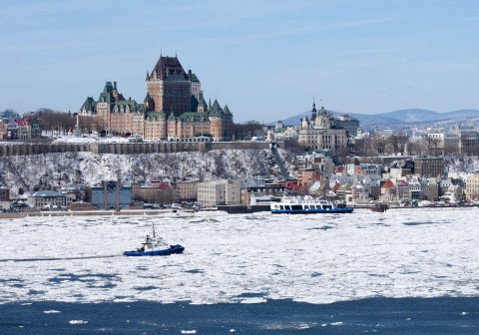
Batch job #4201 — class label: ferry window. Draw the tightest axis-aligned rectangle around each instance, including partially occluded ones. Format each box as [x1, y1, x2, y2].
[292, 205, 302, 210]
[280, 205, 284, 210]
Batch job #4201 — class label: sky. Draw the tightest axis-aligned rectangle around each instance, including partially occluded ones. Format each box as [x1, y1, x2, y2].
[1, 0, 479, 122]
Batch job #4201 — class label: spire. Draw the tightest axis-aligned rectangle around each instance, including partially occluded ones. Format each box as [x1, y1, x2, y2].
[223, 104, 232, 116]
[209, 99, 223, 117]
[146, 70, 149, 80]
[311, 100, 317, 121]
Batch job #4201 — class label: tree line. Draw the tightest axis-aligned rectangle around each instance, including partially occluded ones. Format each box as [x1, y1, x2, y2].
[354, 133, 448, 156]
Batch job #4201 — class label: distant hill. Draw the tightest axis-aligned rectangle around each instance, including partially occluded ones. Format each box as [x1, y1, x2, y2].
[276, 108, 479, 129]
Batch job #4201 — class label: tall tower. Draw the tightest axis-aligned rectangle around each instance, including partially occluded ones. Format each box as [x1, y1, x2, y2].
[145, 56, 193, 116]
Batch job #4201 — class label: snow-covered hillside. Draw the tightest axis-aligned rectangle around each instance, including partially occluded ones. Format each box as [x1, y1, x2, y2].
[446, 156, 479, 179]
[0, 149, 292, 197]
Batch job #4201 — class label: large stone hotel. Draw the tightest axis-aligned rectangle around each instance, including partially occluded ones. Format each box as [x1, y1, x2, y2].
[80, 56, 233, 141]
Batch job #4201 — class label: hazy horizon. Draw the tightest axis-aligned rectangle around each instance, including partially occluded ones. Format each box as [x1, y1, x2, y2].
[1, 0, 478, 122]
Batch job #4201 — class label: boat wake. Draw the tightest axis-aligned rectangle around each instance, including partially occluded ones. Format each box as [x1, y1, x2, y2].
[0, 254, 122, 263]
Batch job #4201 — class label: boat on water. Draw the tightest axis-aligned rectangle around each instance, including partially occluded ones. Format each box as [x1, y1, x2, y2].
[123, 224, 184, 256]
[270, 196, 354, 214]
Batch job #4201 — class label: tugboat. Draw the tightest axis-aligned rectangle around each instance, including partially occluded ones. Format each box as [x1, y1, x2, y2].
[123, 224, 184, 256]
[270, 196, 354, 214]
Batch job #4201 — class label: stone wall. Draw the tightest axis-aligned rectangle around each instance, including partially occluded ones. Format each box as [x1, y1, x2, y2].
[0, 141, 276, 157]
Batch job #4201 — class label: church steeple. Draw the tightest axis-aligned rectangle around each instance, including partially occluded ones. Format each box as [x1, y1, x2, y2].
[311, 101, 317, 121]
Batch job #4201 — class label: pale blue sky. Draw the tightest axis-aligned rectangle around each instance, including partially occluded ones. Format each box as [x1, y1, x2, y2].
[1, 0, 478, 122]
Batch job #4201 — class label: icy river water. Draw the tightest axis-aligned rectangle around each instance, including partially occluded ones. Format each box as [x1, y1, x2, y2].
[1, 208, 479, 334]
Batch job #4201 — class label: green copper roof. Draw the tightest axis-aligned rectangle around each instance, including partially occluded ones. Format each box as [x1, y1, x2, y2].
[147, 111, 164, 120]
[318, 106, 328, 116]
[209, 99, 223, 117]
[81, 97, 96, 112]
[223, 104, 232, 115]
[180, 112, 209, 123]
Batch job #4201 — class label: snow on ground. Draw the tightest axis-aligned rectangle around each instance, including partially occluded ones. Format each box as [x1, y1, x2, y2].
[446, 155, 479, 179]
[52, 135, 131, 144]
[1, 207, 479, 305]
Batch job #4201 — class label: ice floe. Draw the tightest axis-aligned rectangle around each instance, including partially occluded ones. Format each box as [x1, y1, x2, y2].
[1, 208, 479, 305]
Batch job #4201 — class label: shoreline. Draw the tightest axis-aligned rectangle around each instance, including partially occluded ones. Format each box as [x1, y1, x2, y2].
[1, 204, 477, 219]
[0, 209, 196, 219]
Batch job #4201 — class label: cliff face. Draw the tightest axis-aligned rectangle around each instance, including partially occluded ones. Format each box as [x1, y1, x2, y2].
[0, 149, 291, 197]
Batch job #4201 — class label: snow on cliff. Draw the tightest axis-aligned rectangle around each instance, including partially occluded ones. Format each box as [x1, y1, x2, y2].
[0, 149, 291, 196]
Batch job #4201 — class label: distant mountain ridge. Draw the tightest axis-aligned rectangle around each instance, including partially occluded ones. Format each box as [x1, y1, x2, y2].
[277, 108, 479, 129]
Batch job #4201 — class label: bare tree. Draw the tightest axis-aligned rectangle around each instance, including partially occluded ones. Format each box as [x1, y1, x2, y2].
[33, 108, 76, 135]
[372, 135, 389, 156]
[78, 115, 94, 134]
[231, 121, 264, 140]
[425, 136, 441, 156]
[389, 134, 409, 155]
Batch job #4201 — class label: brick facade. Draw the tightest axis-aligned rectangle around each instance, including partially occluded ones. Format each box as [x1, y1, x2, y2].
[80, 56, 233, 141]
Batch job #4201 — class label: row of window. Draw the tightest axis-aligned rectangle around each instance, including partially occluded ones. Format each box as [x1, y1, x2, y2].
[272, 204, 332, 210]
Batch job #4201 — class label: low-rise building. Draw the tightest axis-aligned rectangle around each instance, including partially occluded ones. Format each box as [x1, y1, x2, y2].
[420, 178, 439, 201]
[465, 173, 479, 201]
[0, 187, 10, 210]
[175, 181, 198, 202]
[414, 157, 444, 178]
[302, 153, 335, 174]
[132, 181, 175, 204]
[0, 187, 10, 202]
[240, 179, 285, 205]
[29, 190, 67, 209]
[91, 181, 132, 209]
[197, 179, 240, 206]
[0, 121, 7, 140]
[16, 120, 32, 140]
[333, 114, 360, 137]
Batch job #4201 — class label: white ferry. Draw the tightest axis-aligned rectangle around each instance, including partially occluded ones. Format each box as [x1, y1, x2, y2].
[270, 196, 354, 214]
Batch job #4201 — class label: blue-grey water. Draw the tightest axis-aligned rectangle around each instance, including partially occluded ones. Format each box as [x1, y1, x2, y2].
[1, 297, 479, 334]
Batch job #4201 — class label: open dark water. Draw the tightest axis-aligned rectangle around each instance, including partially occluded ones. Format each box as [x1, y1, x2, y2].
[1, 297, 478, 335]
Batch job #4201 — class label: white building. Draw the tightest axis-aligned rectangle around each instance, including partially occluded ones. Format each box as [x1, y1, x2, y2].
[298, 104, 348, 155]
[29, 190, 67, 209]
[465, 173, 479, 201]
[197, 179, 241, 206]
